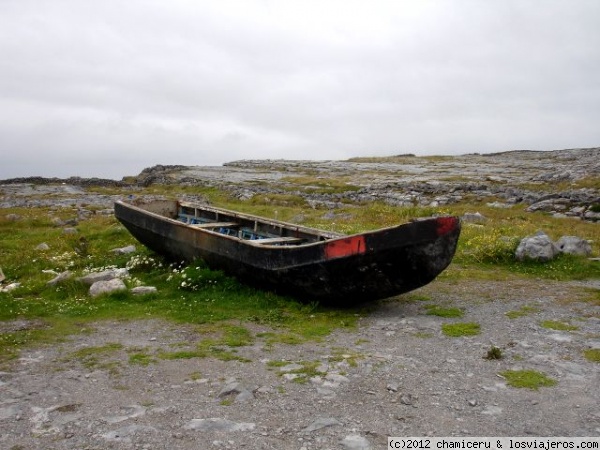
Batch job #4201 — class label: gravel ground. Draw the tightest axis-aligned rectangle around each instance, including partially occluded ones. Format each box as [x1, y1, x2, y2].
[1, 278, 599, 449]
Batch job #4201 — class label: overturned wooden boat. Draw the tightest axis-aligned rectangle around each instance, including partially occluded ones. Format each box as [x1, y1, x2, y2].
[114, 199, 461, 305]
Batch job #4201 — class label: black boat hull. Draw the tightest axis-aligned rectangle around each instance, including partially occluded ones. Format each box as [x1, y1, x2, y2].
[114, 200, 461, 305]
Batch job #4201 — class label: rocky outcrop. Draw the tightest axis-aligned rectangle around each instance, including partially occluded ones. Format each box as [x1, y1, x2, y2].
[2, 148, 599, 220]
[515, 232, 559, 262]
[515, 233, 593, 261]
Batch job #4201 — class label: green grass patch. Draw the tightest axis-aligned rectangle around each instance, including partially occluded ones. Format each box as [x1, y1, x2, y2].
[328, 348, 363, 367]
[2, 184, 600, 364]
[270, 360, 326, 384]
[257, 332, 305, 346]
[485, 345, 503, 360]
[403, 293, 432, 302]
[583, 348, 600, 363]
[63, 342, 124, 375]
[506, 305, 541, 319]
[500, 369, 557, 390]
[425, 305, 464, 318]
[128, 352, 156, 366]
[0, 206, 364, 362]
[413, 332, 434, 338]
[280, 175, 361, 195]
[540, 320, 579, 331]
[442, 322, 481, 337]
[158, 349, 202, 360]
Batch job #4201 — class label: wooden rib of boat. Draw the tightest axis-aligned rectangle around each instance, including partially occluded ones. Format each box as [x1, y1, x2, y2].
[114, 199, 461, 305]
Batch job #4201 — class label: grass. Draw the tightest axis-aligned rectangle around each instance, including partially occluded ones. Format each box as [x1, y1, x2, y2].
[268, 359, 326, 383]
[0, 206, 367, 365]
[485, 345, 503, 360]
[441, 322, 481, 337]
[63, 343, 124, 375]
[500, 369, 557, 390]
[425, 305, 464, 318]
[506, 305, 541, 319]
[1, 179, 599, 364]
[540, 320, 579, 331]
[583, 349, 600, 363]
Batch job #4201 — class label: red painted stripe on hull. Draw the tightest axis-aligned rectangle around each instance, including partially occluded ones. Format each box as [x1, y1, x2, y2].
[436, 216, 459, 236]
[324, 236, 366, 259]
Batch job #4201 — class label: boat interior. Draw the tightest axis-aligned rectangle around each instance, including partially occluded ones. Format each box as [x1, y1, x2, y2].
[176, 202, 339, 245]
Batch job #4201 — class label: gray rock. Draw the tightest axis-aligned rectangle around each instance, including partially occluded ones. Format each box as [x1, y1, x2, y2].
[487, 201, 512, 209]
[218, 381, 243, 398]
[100, 425, 157, 442]
[400, 393, 417, 406]
[584, 210, 600, 221]
[89, 279, 127, 297]
[341, 434, 372, 450]
[62, 227, 78, 235]
[515, 232, 558, 261]
[46, 271, 73, 286]
[130, 286, 157, 295]
[1, 282, 21, 292]
[302, 417, 342, 433]
[104, 405, 146, 424]
[235, 389, 255, 402]
[279, 363, 303, 373]
[183, 418, 255, 432]
[556, 236, 592, 256]
[78, 268, 129, 285]
[386, 383, 399, 392]
[35, 242, 50, 251]
[5, 213, 21, 221]
[462, 212, 487, 223]
[0, 404, 21, 420]
[111, 245, 136, 254]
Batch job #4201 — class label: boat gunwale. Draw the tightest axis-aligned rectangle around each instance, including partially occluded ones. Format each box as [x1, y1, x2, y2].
[178, 200, 346, 239]
[116, 200, 341, 249]
[115, 200, 460, 250]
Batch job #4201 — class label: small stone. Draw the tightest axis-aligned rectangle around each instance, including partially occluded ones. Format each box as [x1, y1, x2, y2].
[1, 282, 21, 292]
[400, 393, 416, 406]
[112, 245, 136, 254]
[235, 389, 254, 403]
[183, 418, 255, 432]
[279, 363, 303, 373]
[462, 212, 487, 224]
[130, 286, 157, 295]
[302, 417, 342, 433]
[46, 271, 73, 286]
[219, 381, 243, 398]
[89, 279, 127, 297]
[515, 232, 558, 261]
[325, 373, 349, 383]
[78, 268, 129, 285]
[556, 236, 592, 256]
[467, 399, 478, 407]
[35, 242, 50, 251]
[341, 434, 372, 450]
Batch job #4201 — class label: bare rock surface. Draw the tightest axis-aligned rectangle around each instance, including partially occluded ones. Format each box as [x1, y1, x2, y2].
[1, 278, 598, 448]
[1, 148, 599, 220]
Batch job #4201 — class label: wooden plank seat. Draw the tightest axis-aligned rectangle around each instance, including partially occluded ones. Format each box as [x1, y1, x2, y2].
[191, 221, 238, 228]
[251, 236, 304, 245]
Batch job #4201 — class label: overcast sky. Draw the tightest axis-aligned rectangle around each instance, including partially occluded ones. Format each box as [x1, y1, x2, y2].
[1, 0, 599, 180]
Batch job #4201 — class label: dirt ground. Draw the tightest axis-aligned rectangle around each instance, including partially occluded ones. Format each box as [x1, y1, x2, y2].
[1, 278, 599, 450]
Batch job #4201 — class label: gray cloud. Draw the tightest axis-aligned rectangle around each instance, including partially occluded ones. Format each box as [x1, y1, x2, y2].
[1, 0, 599, 179]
